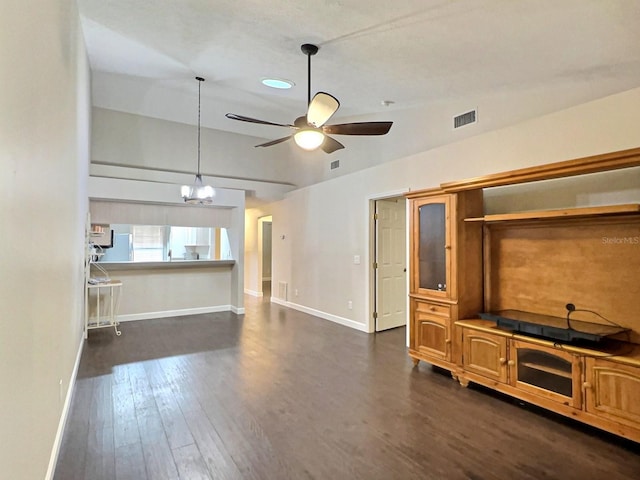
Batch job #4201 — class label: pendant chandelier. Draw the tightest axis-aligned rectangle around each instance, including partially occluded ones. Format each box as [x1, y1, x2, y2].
[181, 76, 214, 204]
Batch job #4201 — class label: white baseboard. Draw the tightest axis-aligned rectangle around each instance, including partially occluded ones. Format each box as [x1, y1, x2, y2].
[118, 305, 237, 322]
[45, 336, 84, 480]
[230, 305, 245, 315]
[270, 298, 368, 333]
[244, 288, 263, 297]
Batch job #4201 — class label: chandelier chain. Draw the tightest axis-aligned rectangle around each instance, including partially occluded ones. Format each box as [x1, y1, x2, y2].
[197, 77, 202, 176]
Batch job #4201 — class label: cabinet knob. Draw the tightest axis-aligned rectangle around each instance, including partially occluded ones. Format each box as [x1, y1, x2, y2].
[507, 360, 515, 366]
[583, 382, 592, 390]
[445, 245, 451, 250]
[499, 357, 507, 365]
[445, 339, 452, 344]
[429, 306, 436, 311]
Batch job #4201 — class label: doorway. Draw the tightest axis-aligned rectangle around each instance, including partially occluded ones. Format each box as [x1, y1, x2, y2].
[372, 197, 407, 332]
[258, 215, 273, 299]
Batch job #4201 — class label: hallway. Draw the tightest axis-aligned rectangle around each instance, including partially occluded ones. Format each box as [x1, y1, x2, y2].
[54, 296, 640, 479]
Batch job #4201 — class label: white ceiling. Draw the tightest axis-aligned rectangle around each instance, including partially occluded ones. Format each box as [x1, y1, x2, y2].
[78, 0, 640, 168]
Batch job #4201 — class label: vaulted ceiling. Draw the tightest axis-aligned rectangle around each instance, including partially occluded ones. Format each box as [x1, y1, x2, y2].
[79, 0, 640, 181]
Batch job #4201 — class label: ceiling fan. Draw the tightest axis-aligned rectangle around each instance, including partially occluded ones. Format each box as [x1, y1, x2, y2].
[225, 43, 393, 154]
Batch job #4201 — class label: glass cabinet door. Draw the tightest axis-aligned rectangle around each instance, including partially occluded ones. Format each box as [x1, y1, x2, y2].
[509, 340, 582, 408]
[414, 196, 450, 297]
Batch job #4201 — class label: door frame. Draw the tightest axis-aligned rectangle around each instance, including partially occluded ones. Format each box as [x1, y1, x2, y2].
[366, 189, 410, 342]
[257, 215, 272, 297]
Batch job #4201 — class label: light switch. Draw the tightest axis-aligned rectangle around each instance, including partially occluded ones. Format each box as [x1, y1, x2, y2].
[353, 255, 361, 264]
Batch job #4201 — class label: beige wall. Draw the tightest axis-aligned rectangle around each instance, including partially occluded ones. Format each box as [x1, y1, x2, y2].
[97, 266, 234, 318]
[0, 1, 90, 479]
[91, 106, 298, 203]
[269, 87, 640, 331]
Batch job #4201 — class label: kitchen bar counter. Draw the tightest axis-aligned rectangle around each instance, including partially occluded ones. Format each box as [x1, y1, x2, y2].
[97, 260, 235, 270]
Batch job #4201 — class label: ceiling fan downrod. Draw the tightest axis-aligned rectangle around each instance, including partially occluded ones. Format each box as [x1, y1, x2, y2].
[301, 43, 318, 107]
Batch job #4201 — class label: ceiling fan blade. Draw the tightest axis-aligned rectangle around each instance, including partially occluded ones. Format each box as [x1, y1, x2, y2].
[255, 136, 292, 148]
[321, 135, 345, 154]
[323, 121, 393, 136]
[307, 92, 340, 128]
[226, 113, 293, 128]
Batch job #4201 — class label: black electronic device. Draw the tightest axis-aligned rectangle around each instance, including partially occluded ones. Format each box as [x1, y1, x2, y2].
[479, 309, 628, 343]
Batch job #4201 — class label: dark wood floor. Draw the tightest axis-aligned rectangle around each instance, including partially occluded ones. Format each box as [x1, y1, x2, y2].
[54, 295, 639, 480]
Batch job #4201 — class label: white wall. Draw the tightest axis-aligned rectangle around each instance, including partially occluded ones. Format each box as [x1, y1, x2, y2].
[0, 1, 90, 479]
[91, 106, 313, 199]
[270, 87, 640, 331]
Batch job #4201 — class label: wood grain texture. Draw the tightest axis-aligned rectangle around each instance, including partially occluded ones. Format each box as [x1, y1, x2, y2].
[55, 297, 640, 480]
[485, 216, 640, 343]
[440, 146, 640, 192]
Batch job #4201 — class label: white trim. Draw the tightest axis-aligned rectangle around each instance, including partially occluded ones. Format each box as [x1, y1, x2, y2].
[231, 306, 245, 315]
[365, 189, 410, 334]
[244, 288, 264, 297]
[117, 305, 234, 322]
[270, 297, 369, 333]
[365, 189, 408, 201]
[45, 337, 84, 480]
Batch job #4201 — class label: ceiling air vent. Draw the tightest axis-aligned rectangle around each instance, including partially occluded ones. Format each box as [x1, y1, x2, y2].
[453, 109, 477, 129]
[330, 159, 340, 170]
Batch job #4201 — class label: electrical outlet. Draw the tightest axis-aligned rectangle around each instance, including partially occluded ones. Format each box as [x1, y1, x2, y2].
[294, 289, 299, 297]
[59, 379, 64, 403]
[348, 300, 353, 310]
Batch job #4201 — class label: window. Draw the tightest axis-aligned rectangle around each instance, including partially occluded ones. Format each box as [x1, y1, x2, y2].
[132, 225, 166, 261]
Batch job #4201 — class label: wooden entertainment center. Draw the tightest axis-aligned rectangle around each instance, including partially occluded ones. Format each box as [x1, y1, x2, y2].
[407, 147, 640, 442]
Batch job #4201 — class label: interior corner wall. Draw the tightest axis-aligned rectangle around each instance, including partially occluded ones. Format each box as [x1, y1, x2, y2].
[270, 87, 640, 331]
[0, 2, 90, 479]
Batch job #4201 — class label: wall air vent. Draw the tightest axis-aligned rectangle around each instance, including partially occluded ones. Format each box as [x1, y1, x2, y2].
[454, 109, 477, 129]
[330, 159, 340, 170]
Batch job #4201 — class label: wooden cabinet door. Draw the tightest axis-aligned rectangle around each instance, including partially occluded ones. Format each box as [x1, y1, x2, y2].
[509, 340, 582, 408]
[462, 330, 508, 383]
[411, 195, 452, 299]
[585, 358, 640, 428]
[413, 300, 451, 361]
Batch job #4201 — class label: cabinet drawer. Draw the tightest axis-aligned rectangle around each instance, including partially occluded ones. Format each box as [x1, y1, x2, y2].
[415, 300, 450, 318]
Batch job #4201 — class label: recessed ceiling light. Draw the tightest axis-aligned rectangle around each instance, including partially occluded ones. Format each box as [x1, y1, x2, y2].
[261, 77, 295, 89]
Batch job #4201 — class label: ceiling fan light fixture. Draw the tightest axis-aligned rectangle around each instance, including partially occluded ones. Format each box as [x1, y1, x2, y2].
[294, 129, 325, 150]
[261, 77, 294, 89]
[181, 76, 214, 205]
[225, 43, 392, 154]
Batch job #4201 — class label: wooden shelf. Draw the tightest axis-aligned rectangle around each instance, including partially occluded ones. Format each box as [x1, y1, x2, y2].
[464, 203, 640, 223]
[441, 147, 640, 192]
[519, 362, 572, 379]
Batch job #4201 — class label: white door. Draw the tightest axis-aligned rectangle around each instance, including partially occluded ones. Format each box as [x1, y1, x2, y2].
[375, 198, 407, 331]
